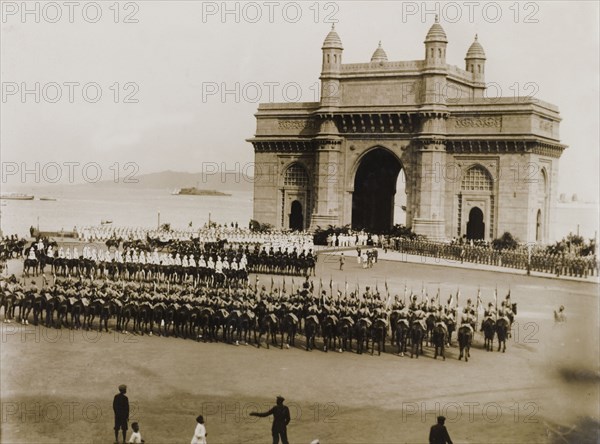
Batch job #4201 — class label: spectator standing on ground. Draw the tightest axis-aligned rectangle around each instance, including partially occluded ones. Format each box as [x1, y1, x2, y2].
[429, 415, 453, 444]
[250, 395, 291, 444]
[191, 415, 207, 444]
[113, 384, 129, 444]
[339, 253, 345, 271]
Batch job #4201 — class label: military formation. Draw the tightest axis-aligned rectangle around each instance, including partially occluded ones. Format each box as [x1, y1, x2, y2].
[392, 237, 599, 278]
[22, 237, 317, 280]
[0, 269, 516, 361]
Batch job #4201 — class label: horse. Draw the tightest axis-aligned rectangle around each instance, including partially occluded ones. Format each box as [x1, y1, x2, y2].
[0, 289, 17, 323]
[43, 292, 59, 327]
[338, 316, 354, 352]
[482, 317, 496, 352]
[445, 316, 456, 346]
[174, 304, 193, 339]
[23, 252, 39, 277]
[224, 310, 241, 344]
[92, 298, 118, 332]
[162, 303, 178, 337]
[355, 318, 371, 355]
[371, 318, 388, 356]
[210, 308, 229, 342]
[496, 317, 509, 353]
[458, 325, 473, 362]
[280, 312, 299, 349]
[149, 302, 166, 336]
[16, 291, 34, 324]
[395, 318, 410, 356]
[53, 295, 71, 329]
[257, 313, 279, 349]
[425, 312, 436, 346]
[389, 309, 403, 346]
[32, 293, 46, 326]
[70, 297, 86, 330]
[83, 298, 101, 331]
[410, 320, 426, 358]
[304, 314, 319, 351]
[197, 307, 213, 342]
[321, 315, 339, 352]
[137, 301, 153, 336]
[118, 300, 138, 333]
[432, 323, 447, 360]
[237, 310, 255, 345]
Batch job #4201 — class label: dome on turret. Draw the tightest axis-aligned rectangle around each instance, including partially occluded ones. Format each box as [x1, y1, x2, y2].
[424, 15, 447, 43]
[465, 34, 486, 59]
[370, 41, 388, 62]
[322, 24, 343, 50]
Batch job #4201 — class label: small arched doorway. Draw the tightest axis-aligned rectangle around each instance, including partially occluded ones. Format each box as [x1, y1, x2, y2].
[289, 200, 304, 231]
[466, 207, 485, 240]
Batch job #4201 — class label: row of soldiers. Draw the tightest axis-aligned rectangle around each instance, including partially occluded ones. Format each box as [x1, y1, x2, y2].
[391, 237, 598, 278]
[1, 273, 514, 356]
[25, 238, 317, 279]
[77, 224, 314, 248]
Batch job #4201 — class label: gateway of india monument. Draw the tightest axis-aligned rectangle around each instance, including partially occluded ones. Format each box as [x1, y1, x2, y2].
[247, 18, 566, 242]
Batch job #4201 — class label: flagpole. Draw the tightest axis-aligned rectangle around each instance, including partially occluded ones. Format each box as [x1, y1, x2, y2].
[476, 286, 481, 326]
[494, 284, 498, 315]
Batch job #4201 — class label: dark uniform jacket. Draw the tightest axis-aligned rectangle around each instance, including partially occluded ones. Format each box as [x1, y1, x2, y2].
[429, 423, 452, 444]
[113, 393, 129, 420]
[255, 404, 290, 431]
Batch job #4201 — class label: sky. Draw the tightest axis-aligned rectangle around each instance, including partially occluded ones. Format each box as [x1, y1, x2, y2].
[1, 1, 599, 202]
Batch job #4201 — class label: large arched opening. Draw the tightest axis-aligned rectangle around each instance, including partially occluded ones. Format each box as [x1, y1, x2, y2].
[352, 148, 402, 232]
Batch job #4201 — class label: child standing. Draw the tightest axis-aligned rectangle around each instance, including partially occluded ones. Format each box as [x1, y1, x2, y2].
[191, 415, 207, 444]
[128, 422, 144, 443]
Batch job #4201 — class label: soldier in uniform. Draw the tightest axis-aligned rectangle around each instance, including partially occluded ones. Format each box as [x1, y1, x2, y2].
[463, 298, 475, 316]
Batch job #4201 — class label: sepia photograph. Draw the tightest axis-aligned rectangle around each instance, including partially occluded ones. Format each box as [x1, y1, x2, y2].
[1, 1, 599, 443]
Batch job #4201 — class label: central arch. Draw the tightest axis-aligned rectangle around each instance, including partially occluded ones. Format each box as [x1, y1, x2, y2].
[466, 207, 485, 240]
[352, 147, 402, 232]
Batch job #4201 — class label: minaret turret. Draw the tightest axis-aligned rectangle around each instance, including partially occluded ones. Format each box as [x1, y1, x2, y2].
[424, 15, 447, 67]
[320, 24, 343, 106]
[465, 34, 486, 80]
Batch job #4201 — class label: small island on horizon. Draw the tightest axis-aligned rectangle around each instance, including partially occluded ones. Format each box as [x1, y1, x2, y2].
[172, 187, 231, 197]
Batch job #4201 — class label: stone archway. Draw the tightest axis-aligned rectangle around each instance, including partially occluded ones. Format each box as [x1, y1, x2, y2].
[466, 207, 485, 240]
[289, 200, 304, 231]
[351, 147, 402, 232]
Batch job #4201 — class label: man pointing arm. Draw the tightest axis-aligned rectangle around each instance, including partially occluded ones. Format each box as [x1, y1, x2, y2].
[250, 395, 290, 444]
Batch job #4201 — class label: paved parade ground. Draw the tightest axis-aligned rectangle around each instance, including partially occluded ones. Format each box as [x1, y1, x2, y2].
[1, 253, 598, 443]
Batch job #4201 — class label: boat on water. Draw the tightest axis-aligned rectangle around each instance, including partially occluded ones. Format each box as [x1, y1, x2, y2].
[101, 220, 113, 225]
[39, 197, 57, 201]
[172, 187, 231, 197]
[0, 193, 34, 200]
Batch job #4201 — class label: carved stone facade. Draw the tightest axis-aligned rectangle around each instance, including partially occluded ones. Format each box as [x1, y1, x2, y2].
[248, 22, 566, 242]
